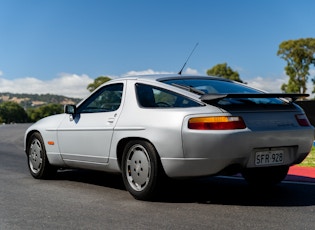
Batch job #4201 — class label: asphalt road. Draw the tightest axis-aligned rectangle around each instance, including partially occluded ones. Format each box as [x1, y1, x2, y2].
[1, 124, 315, 230]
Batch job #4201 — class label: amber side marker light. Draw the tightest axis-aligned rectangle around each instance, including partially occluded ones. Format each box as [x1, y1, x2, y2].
[188, 116, 246, 130]
[48, 141, 55, 145]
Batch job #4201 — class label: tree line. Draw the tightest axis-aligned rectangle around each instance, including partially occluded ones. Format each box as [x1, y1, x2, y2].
[1, 37, 314, 123]
[0, 102, 63, 124]
[0, 92, 81, 109]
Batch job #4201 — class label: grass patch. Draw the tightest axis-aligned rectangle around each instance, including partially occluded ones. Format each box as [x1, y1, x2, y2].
[299, 146, 315, 167]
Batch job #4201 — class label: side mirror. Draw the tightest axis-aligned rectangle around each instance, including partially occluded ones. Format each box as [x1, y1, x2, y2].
[64, 104, 77, 115]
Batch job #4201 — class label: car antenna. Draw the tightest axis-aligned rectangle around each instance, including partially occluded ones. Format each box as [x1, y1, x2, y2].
[178, 42, 199, 75]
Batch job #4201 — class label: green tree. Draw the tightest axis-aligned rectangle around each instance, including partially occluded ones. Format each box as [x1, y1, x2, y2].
[0, 101, 28, 123]
[87, 76, 111, 92]
[277, 38, 315, 93]
[27, 104, 63, 122]
[206, 63, 243, 83]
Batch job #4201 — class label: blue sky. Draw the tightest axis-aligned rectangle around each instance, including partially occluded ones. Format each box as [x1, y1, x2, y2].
[0, 0, 315, 98]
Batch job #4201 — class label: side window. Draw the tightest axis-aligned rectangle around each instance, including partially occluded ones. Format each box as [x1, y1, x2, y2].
[78, 83, 123, 113]
[136, 83, 201, 108]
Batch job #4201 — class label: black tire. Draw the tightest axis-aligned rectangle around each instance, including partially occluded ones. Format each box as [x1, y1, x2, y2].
[242, 166, 289, 187]
[122, 140, 162, 200]
[26, 132, 56, 179]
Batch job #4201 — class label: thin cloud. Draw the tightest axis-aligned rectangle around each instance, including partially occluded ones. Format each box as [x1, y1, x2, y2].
[0, 73, 94, 98]
[124, 68, 199, 76]
[246, 76, 286, 92]
[0, 67, 200, 99]
[2, 69, 314, 100]
[246, 74, 315, 98]
[124, 69, 174, 76]
[184, 68, 199, 75]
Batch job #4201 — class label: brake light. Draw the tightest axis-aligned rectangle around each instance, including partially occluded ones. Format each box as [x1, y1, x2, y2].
[295, 114, 311, 126]
[188, 116, 246, 130]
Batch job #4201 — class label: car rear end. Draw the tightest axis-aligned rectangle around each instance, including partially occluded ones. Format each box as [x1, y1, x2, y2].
[181, 105, 313, 175]
[160, 76, 314, 179]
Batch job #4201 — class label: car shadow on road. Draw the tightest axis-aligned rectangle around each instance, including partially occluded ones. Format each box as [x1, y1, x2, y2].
[158, 176, 315, 206]
[52, 169, 315, 206]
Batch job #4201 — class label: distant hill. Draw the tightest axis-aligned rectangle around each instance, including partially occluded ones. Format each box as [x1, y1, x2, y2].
[0, 92, 82, 109]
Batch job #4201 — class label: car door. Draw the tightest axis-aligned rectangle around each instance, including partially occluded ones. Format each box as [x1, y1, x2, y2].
[57, 83, 124, 168]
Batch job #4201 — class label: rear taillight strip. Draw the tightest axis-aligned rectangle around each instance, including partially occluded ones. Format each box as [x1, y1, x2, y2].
[295, 114, 311, 127]
[188, 116, 246, 130]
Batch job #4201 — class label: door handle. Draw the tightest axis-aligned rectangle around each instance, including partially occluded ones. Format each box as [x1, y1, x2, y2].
[108, 118, 115, 123]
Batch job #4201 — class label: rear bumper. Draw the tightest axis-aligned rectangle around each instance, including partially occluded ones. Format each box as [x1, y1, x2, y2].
[161, 149, 310, 178]
[161, 157, 244, 178]
[161, 128, 314, 178]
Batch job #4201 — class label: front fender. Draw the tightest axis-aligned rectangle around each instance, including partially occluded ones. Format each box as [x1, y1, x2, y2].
[24, 114, 68, 166]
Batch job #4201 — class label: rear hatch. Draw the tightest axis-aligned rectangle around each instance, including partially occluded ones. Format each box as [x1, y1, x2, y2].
[200, 93, 310, 131]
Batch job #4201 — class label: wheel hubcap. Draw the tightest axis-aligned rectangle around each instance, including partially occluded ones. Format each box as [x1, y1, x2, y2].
[29, 139, 43, 174]
[126, 144, 151, 191]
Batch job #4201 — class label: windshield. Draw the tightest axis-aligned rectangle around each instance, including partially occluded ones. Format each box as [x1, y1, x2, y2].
[161, 78, 286, 105]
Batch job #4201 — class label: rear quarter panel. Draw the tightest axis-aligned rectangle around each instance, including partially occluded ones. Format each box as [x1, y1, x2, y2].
[110, 79, 222, 160]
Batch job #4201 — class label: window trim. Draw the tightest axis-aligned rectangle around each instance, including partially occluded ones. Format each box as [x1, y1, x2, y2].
[77, 83, 124, 114]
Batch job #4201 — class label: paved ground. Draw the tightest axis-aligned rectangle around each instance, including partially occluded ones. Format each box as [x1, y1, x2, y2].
[286, 166, 315, 183]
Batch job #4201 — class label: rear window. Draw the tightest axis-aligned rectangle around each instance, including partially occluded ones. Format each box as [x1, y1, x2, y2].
[162, 78, 287, 106]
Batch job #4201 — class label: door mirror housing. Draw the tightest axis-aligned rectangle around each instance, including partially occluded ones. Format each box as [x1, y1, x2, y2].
[64, 104, 77, 115]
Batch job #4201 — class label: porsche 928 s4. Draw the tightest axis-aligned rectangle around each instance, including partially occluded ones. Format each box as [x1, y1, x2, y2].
[24, 75, 314, 200]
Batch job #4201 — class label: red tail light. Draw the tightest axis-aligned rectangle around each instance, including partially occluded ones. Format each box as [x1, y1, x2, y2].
[295, 114, 311, 126]
[188, 116, 246, 130]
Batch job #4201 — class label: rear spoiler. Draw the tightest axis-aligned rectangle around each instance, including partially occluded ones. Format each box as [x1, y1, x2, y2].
[200, 93, 309, 103]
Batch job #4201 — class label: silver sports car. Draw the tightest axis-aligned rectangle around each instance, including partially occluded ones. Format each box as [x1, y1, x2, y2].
[24, 74, 314, 200]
